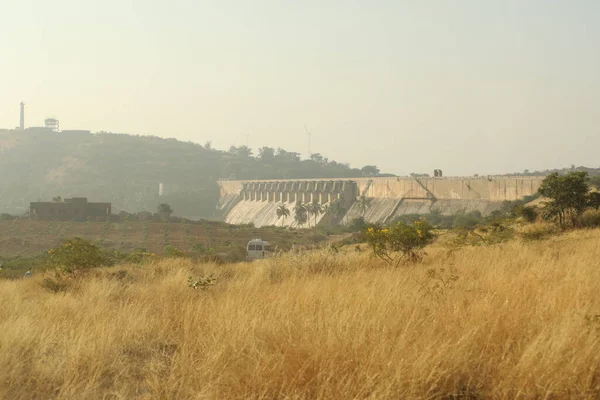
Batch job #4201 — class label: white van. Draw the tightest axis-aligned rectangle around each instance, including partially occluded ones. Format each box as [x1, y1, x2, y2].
[246, 239, 272, 260]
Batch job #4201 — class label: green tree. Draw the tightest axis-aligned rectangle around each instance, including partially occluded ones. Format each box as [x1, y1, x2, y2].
[361, 165, 380, 177]
[52, 196, 62, 202]
[588, 192, 600, 210]
[294, 203, 308, 228]
[538, 172, 590, 229]
[307, 201, 323, 227]
[357, 195, 373, 217]
[258, 147, 275, 162]
[157, 203, 173, 220]
[328, 199, 347, 222]
[589, 175, 600, 190]
[229, 145, 253, 158]
[310, 153, 326, 164]
[276, 204, 291, 226]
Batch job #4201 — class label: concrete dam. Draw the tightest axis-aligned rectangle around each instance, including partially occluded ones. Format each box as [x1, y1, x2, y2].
[218, 176, 545, 228]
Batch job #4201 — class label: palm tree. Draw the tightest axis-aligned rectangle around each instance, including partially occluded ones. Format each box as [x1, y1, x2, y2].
[294, 203, 308, 228]
[276, 204, 290, 227]
[329, 199, 347, 223]
[357, 195, 373, 217]
[307, 201, 323, 227]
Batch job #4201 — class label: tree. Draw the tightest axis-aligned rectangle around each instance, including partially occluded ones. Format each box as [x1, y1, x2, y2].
[357, 195, 373, 217]
[310, 153, 326, 164]
[276, 204, 290, 226]
[258, 147, 275, 162]
[329, 199, 347, 222]
[157, 203, 173, 220]
[588, 192, 600, 210]
[307, 201, 323, 227]
[361, 165, 380, 177]
[588, 175, 600, 190]
[275, 148, 301, 162]
[204, 141, 212, 150]
[229, 145, 253, 158]
[538, 172, 589, 229]
[294, 203, 308, 228]
[52, 196, 62, 202]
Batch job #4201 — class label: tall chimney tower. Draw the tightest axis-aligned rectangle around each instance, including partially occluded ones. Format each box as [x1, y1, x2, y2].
[19, 102, 25, 130]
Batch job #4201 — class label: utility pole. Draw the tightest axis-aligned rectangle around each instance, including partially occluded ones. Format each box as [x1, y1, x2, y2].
[20, 102, 25, 130]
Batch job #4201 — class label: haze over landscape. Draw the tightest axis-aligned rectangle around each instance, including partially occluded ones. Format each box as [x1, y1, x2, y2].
[2, 0, 599, 176]
[5, 2, 600, 398]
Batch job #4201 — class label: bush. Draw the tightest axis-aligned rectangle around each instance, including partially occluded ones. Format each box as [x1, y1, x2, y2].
[366, 219, 435, 265]
[349, 217, 368, 231]
[41, 273, 71, 293]
[517, 206, 538, 223]
[579, 210, 600, 228]
[453, 211, 484, 229]
[519, 224, 558, 241]
[47, 238, 106, 273]
[126, 248, 159, 264]
[164, 245, 185, 258]
[486, 223, 516, 244]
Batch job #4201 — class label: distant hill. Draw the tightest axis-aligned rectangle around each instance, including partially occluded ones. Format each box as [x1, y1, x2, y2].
[501, 166, 600, 177]
[0, 130, 381, 218]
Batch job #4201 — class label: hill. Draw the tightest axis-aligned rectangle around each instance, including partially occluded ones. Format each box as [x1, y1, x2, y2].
[0, 130, 380, 218]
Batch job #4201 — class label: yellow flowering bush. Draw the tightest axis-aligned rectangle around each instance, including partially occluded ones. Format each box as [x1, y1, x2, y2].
[366, 219, 435, 265]
[127, 249, 159, 264]
[47, 237, 106, 273]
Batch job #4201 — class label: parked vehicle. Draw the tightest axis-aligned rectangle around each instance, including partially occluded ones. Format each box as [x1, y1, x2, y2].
[246, 239, 272, 260]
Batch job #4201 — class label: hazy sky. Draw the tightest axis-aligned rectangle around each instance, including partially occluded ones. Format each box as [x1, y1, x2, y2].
[2, 0, 599, 176]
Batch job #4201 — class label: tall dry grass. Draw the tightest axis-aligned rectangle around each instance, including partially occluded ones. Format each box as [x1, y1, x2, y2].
[1, 230, 600, 399]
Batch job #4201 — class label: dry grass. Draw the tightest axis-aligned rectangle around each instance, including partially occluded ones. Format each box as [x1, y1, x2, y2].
[0, 219, 324, 259]
[2, 230, 600, 399]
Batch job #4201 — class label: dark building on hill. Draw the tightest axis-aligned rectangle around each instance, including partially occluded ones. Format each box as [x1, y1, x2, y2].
[30, 198, 111, 221]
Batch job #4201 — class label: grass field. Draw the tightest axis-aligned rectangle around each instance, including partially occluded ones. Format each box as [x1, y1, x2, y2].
[1, 227, 599, 398]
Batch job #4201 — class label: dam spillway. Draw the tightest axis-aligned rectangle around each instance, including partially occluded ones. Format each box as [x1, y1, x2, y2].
[218, 176, 545, 228]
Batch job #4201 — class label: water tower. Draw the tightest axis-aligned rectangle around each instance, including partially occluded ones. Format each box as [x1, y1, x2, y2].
[45, 118, 59, 132]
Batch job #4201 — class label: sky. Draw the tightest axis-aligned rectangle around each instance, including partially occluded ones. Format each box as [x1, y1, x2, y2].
[1, 0, 599, 176]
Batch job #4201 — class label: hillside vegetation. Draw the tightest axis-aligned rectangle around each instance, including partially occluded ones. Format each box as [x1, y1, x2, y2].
[0, 219, 338, 278]
[1, 229, 600, 398]
[0, 130, 374, 218]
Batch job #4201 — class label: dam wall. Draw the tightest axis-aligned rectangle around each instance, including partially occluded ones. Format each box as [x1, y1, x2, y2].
[218, 176, 545, 227]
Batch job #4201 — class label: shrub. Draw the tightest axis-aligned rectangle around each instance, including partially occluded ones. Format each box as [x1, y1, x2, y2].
[452, 211, 484, 229]
[519, 224, 558, 241]
[47, 238, 106, 273]
[41, 272, 71, 293]
[366, 219, 435, 265]
[164, 245, 185, 258]
[349, 217, 368, 231]
[187, 275, 216, 290]
[579, 209, 600, 228]
[517, 206, 538, 223]
[486, 223, 516, 244]
[127, 248, 159, 264]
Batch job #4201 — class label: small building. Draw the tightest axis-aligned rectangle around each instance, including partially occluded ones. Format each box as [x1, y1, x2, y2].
[30, 197, 111, 221]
